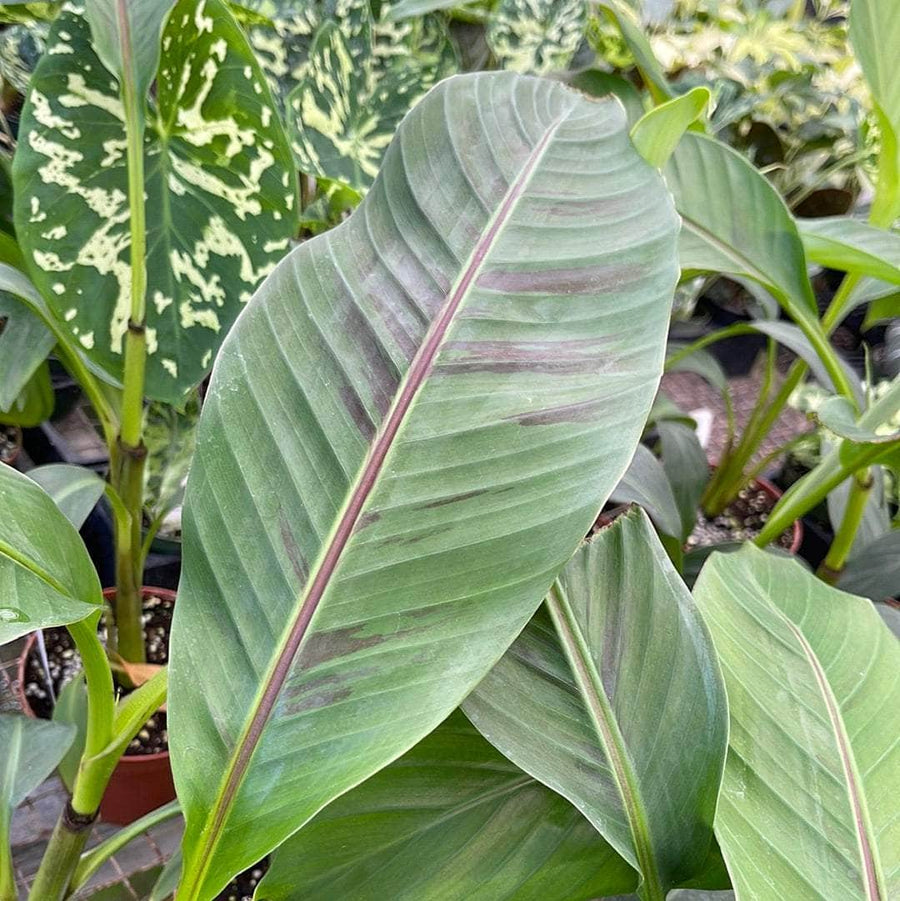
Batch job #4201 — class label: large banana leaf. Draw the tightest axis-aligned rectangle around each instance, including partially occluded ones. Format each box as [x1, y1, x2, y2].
[664, 132, 817, 318]
[0, 463, 102, 645]
[255, 712, 638, 901]
[464, 507, 727, 899]
[693, 545, 900, 900]
[168, 71, 680, 900]
[13, 0, 296, 403]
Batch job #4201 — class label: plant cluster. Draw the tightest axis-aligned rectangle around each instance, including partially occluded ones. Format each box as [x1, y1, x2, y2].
[0, 1, 898, 901]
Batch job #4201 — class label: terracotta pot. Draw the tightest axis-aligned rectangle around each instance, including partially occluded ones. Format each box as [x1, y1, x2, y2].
[754, 475, 803, 554]
[16, 586, 176, 826]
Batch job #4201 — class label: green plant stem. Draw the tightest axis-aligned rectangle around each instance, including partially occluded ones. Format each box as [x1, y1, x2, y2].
[1, 810, 14, 901]
[113, 11, 149, 663]
[112, 441, 147, 664]
[27, 619, 115, 901]
[818, 468, 874, 584]
[703, 364, 806, 515]
[754, 444, 886, 547]
[26, 804, 96, 901]
[71, 800, 180, 892]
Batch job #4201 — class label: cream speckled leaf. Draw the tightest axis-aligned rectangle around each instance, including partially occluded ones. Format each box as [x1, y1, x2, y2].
[13, 0, 297, 403]
[285, 0, 456, 190]
[487, 0, 586, 75]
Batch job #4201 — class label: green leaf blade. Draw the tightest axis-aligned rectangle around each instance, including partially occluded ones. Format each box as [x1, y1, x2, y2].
[631, 86, 710, 170]
[693, 545, 900, 900]
[0, 464, 102, 645]
[255, 713, 638, 901]
[464, 508, 728, 896]
[664, 132, 817, 317]
[169, 72, 680, 899]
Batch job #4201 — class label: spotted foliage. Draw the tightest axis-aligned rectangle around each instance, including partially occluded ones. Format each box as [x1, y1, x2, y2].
[487, 0, 586, 75]
[243, 0, 456, 190]
[13, 0, 297, 403]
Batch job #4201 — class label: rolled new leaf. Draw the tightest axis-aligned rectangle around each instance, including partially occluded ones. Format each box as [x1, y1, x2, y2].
[0, 464, 102, 645]
[693, 545, 900, 899]
[256, 712, 638, 901]
[464, 507, 728, 900]
[169, 71, 680, 900]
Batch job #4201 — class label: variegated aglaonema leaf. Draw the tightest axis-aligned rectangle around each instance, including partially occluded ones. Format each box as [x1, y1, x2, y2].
[464, 508, 728, 899]
[169, 72, 680, 900]
[240, 0, 456, 190]
[286, 0, 456, 190]
[13, 0, 297, 404]
[487, 0, 587, 75]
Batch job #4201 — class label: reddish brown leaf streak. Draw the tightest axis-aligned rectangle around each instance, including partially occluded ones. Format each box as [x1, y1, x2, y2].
[196, 107, 572, 871]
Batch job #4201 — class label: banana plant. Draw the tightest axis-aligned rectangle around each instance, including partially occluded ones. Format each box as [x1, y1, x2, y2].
[166, 69, 680, 900]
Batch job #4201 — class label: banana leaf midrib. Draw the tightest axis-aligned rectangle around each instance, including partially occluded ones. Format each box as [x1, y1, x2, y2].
[188, 102, 577, 878]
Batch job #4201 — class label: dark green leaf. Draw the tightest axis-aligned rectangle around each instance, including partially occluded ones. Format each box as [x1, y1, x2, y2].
[839, 531, 900, 601]
[27, 463, 105, 529]
[464, 508, 727, 897]
[610, 443, 683, 538]
[256, 713, 638, 901]
[658, 419, 707, 540]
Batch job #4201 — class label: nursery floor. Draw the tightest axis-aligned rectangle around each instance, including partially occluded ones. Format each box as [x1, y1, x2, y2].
[1, 367, 808, 899]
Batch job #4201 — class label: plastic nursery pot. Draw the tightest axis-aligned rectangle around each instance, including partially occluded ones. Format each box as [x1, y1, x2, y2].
[16, 586, 176, 826]
[749, 475, 803, 554]
[1, 424, 22, 466]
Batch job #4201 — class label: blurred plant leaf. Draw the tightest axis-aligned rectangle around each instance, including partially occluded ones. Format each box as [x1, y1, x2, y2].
[610, 443, 683, 538]
[487, 0, 586, 75]
[631, 86, 710, 169]
[27, 463, 105, 529]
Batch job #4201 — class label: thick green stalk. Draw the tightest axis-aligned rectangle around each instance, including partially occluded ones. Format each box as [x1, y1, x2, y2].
[112, 442, 147, 664]
[27, 620, 115, 901]
[818, 468, 874, 584]
[1, 808, 14, 901]
[754, 444, 886, 547]
[25, 804, 96, 901]
[112, 4, 149, 662]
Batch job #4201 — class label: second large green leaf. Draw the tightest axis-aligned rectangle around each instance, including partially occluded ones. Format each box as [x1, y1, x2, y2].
[168, 72, 680, 900]
[464, 507, 727, 898]
[13, 0, 297, 403]
[694, 545, 900, 900]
